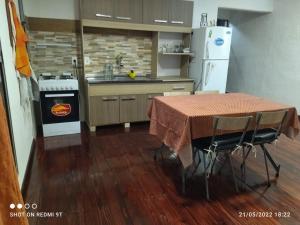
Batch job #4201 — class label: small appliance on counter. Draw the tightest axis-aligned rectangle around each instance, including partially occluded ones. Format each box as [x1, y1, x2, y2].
[38, 73, 80, 137]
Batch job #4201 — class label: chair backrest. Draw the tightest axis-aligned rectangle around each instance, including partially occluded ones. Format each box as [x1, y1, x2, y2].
[252, 110, 288, 141]
[163, 91, 191, 96]
[194, 90, 220, 95]
[211, 115, 253, 146]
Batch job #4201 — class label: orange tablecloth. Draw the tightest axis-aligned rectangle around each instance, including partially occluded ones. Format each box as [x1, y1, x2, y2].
[148, 93, 299, 168]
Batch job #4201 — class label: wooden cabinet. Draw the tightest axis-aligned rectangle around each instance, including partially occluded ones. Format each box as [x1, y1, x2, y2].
[90, 95, 120, 126]
[81, 0, 142, 23]
[137, 94, 162, 121]
[143, 0, 193, 27]
[120, 95, 138, 122]
[169, 0, 193, 27]
[114, 0, 142, 23]
[143, 0, 169, 25]
[86, 81, 193, 130]
[81, 0, 114, 20]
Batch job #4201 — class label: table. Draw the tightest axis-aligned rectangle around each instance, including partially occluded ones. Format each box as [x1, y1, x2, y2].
[148, 93, 300, 193]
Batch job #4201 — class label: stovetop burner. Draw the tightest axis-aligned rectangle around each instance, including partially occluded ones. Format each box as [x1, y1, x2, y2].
[39, 73, 75, 80]
[60, 74, 73, 80]
[41, 75, 57, 80]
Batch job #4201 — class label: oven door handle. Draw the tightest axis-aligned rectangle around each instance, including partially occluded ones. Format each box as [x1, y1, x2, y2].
[45, 93, 75, 98]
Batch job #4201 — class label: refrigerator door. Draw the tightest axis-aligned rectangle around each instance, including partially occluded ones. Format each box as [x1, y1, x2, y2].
[201, 60, 229, 93]
[204, 27, 232, 60]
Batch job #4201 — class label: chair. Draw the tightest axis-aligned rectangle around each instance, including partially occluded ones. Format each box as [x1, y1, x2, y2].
[194, 90, 220, 95]
[163, 91, 191, 96]
[241, 110, 288, 186]
[192, 115, 252, 200]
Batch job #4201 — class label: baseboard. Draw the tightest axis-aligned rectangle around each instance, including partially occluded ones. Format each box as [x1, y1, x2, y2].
[21, 138, 36, 199]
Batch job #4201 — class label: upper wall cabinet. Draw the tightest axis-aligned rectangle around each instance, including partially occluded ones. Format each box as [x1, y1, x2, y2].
[81, 0, 193, 29]
[143, 0, 169, 25]
[169, 0, 193, 27]
[114, 0, 142, 23]
[81, 0, 114, 21]
[142, 0, 193, 27]
[81, 0, 142, 23]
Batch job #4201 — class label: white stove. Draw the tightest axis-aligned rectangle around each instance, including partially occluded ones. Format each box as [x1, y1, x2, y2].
[39, 73, 80, 137]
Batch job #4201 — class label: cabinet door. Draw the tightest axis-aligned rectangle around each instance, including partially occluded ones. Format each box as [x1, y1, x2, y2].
[90, 96, 120, 126]
[120, 95, 138, 123]
[169, 0, 193, 27]
[114, 0, 142, 23]
[143, 0, 169, 25]
[81, 0, 114, 20]
[137, 94, 162, 121]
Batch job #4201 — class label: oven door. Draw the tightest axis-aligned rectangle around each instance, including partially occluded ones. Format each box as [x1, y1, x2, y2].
[40, 91, 79, 124]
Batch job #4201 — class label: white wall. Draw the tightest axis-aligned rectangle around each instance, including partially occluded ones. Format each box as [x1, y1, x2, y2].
[192, 0, 218, 28]
[0, 0, 36, 185]
[218, 0, 273, 12]
[225, 0, 300, 111]
[23, 0, 79, 19]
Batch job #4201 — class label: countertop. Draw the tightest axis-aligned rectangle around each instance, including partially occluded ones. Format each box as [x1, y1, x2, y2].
[86, 75, 194, 84]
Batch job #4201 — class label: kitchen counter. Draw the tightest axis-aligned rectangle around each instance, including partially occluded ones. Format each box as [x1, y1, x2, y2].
[86, 76, 194, 84]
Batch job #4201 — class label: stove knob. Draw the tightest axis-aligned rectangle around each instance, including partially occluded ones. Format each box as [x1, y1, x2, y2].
[46, 87, 50, 91]
[51, 87, 54, 91]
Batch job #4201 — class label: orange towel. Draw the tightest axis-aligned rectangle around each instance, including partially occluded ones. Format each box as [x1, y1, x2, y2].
[0, 95, 29, 225]
[9, 0, 31, 77]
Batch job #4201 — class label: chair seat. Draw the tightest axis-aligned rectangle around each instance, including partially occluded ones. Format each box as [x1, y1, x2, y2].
[192, 132, 243, 152]
[244, 128, 277, 144]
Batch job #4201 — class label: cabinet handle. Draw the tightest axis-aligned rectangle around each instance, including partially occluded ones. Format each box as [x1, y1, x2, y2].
[121, 97, 136, 101]
[102, 97, 118, 101]
[172, 87, 185, 90]
[96, 13, 112, 18]
[154, 19, 168, 23]
[171, 20, 184, 24]
[116, 16, 131, 20]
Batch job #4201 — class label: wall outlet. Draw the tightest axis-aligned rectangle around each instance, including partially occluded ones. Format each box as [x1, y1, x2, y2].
[72, 56, 78, 66]
[84, 56, 91, 65]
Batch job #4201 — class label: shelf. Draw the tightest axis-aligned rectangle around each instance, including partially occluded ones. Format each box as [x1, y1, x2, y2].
[159, 52, 194, 56]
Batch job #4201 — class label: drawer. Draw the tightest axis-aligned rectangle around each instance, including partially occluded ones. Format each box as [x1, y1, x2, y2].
[164, 82, 193, 92]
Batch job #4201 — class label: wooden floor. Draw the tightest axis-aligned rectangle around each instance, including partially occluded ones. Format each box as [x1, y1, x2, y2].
[25, 123, 300, 225]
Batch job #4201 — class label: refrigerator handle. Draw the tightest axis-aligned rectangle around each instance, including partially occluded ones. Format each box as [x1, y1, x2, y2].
[206, 41, 210, 59]
[205, 62, 211, 85]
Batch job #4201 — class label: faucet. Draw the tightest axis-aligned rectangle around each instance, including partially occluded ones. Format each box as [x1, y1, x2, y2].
[115, 53, 124, 74]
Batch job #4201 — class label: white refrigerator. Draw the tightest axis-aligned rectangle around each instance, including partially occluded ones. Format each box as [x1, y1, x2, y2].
[189, 27, 232, 93]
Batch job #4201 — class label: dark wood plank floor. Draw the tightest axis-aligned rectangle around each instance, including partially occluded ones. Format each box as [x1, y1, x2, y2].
[25, 123, 300, 225]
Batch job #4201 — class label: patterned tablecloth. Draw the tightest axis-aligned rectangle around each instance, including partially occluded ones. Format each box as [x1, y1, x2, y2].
[148, 93, 300, 168]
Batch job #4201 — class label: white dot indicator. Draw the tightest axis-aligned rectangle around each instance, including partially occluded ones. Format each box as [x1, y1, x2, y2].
[17, 204, 23, 209]
[10, 204, 15, 209]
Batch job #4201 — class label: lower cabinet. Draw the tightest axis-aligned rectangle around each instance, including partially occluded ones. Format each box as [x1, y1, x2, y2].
[90, 95, 120, 125]
[137, 93, 162, 121]
[119, 95, 138, 123]
[87, 81, 193, 128]
[89, 93, 163, 126]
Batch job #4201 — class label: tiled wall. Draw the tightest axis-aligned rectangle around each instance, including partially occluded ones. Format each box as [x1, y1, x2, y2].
[28, 30, 153, 77]
[83, 32, 152, 76]
[28, 31, 82, 76]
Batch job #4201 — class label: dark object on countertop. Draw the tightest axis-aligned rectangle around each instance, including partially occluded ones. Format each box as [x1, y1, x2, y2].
[217, 19, 230, 27]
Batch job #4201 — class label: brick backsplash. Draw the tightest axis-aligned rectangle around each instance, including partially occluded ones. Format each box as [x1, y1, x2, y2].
[28, 31, 82, 76]
[28, 30, 152, 77]
[83, 32, 152, 76]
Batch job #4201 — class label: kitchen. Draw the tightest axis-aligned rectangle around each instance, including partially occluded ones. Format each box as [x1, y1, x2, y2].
[1, 0, 300, 225]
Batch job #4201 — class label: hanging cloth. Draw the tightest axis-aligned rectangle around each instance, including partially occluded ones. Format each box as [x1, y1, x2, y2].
[8, 0, 31, 77]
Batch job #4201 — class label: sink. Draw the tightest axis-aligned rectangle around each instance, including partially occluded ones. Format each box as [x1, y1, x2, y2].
[86, 75, 162, 83]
